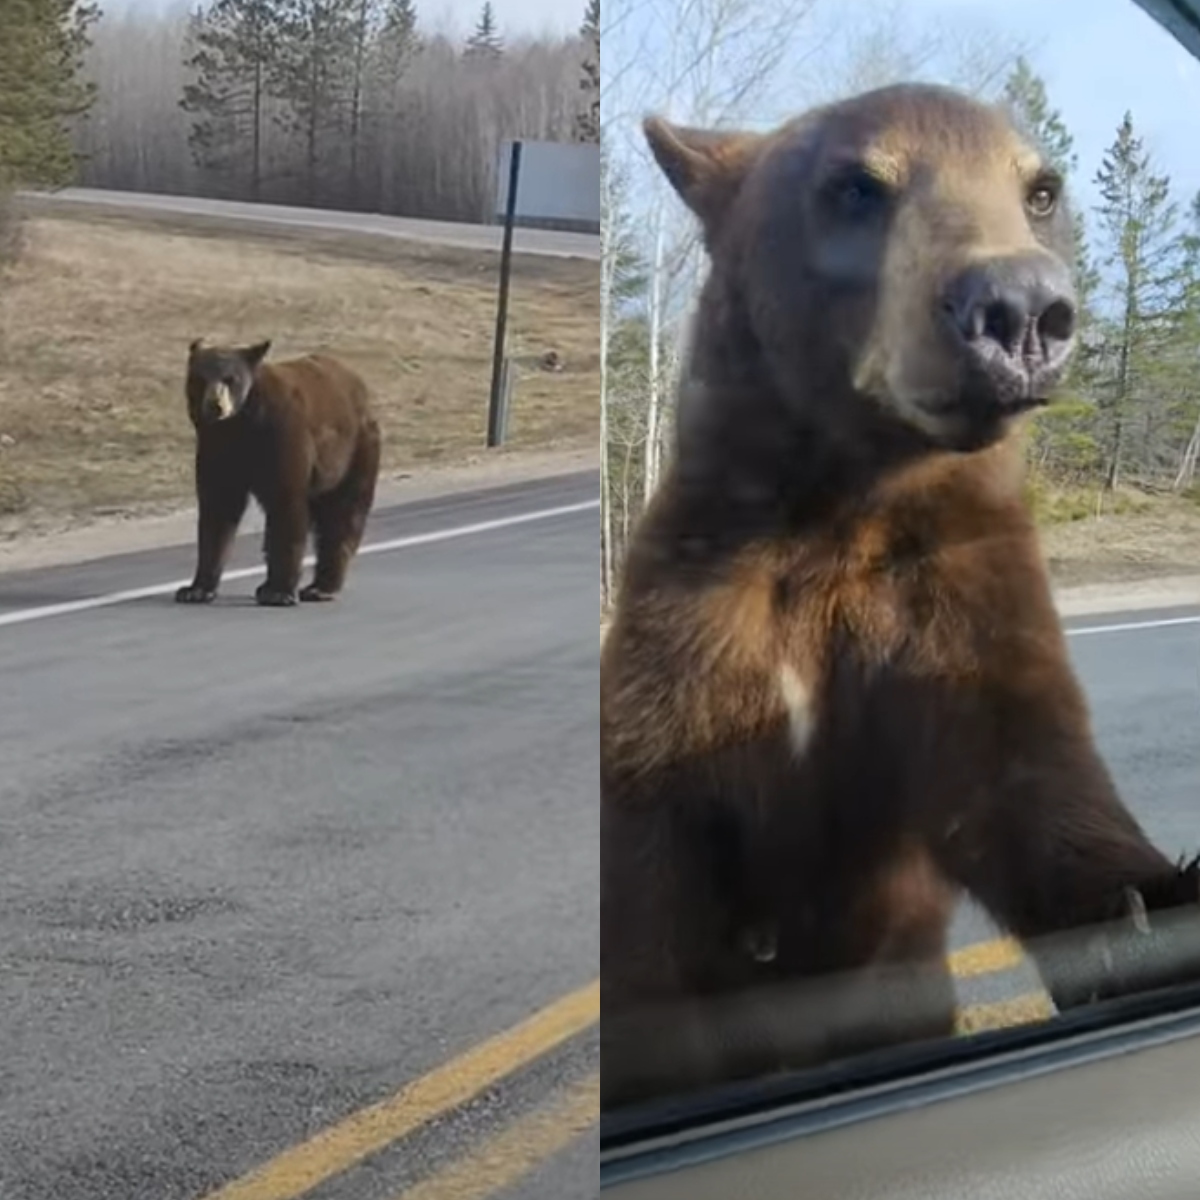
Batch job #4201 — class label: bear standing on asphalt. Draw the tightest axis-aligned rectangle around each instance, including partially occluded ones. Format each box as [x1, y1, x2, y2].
[176, 339, 381, 607]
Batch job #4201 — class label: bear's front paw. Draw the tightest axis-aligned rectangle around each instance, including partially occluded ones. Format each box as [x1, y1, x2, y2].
[255, 584, 298, 607]
[299, 583, 338, 602]
[175, 584, 216, 604]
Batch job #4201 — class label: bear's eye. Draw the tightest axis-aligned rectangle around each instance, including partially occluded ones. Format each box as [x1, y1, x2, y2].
[825, 167, 891, 220]
[1026, 176, 1060, 218]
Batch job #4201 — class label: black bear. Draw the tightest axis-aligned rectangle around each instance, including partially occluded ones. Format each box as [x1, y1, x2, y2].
[600, 83, 1200, 1109]
[176, 339, 381, 607]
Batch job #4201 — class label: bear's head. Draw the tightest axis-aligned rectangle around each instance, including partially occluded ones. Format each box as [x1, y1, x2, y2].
[645, 83, 1078, 459]
[185, 339, 272, 427]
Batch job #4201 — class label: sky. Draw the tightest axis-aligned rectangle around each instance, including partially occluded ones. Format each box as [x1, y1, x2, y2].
[904, 0, 1200, 215]
[105, 0, 582, 38]
[604, 0, 1200, 241]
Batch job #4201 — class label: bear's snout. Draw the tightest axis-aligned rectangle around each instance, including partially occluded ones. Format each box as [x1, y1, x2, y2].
[201, 382, 237, 422]
[938, 252, 1077, 412]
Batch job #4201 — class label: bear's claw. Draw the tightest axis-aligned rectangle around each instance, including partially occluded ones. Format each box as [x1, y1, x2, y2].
[255, 584, 297, 607]
[175, 585, 216, 604]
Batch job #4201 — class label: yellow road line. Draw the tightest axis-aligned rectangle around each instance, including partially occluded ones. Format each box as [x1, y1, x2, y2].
[202, 979, 600, 1200]
[956, 992, 1055, 1034]
[948, 936, 1025, 979]
[200, 938, 1032, 1200]
[392, 1072, 600, 1200]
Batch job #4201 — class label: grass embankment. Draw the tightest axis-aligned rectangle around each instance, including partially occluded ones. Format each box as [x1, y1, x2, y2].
[0, 211, 599, 538]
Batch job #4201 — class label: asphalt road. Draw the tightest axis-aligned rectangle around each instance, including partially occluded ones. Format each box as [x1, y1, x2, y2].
[17, 188, 601, 261]
[0, 467, 1195, 1194]
[0, 471, 600, 1200]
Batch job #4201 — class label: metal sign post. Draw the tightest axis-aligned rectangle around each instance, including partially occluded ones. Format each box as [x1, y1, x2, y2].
[487, 140, 522, 448]
[484, 138, 599, 448]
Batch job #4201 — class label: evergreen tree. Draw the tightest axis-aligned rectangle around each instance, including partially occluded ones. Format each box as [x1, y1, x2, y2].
[1092, 112, 1188, 489]
[270, 0, 359, 204]
[1002, 57, 1075, 176]
[370, 0, 418, 112]
[0, 0, 99, 190]
[1001, 57, 1097, 314]
[575, 0, 599, 143]
[180, 0, 285, 200]
[1000, 54, 1102, 470]
[464, 2, 502, 60]
[378, 0, 417, 63]
[602, 147, 645, 307]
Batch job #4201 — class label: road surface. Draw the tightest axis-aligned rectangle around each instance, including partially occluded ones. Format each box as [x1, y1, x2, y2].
[0, 472, 600, 1200]
[0, 470, 1196, 1194]
[17, 188, 601, 261]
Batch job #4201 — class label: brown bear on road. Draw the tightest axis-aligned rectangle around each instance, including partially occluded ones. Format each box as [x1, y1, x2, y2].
[176, 340, 381, 607]
[601, 83, 1200, 1109]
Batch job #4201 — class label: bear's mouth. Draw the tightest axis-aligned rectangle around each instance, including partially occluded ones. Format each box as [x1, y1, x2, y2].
[954, 353, 1063, 420]
[201, 383, 237, 422]
[915, 377, 1054, 454]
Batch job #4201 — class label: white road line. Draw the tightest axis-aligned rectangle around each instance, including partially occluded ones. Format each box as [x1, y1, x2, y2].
[1066, 615, 1200, 637]
[0, 499, 598, 630]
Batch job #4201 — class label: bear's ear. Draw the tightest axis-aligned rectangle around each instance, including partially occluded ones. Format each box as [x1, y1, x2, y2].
[242, 340, 272, 368]
[643, 116, 765, 237]
[188, 338, 205, 357]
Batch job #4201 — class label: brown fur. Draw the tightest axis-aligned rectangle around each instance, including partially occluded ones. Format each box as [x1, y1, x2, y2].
[176, 340, 381, 607]
[601, 84, 1200, 1109]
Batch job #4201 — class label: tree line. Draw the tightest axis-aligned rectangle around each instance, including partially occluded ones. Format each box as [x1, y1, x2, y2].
[2, 0, 598, 227]
[600, 5, 1200, 603]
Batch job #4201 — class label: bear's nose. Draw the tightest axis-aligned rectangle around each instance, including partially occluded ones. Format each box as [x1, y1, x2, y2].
[941, 254, 1077, 368]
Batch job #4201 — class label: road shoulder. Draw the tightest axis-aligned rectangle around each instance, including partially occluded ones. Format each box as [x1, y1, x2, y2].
[1053, 573, 1200, 617]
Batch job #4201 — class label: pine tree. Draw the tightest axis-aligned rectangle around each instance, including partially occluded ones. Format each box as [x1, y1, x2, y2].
[180, 0, 285, 200]
[270, 0, 359, 204]
[575, 0, 599, 143]
[0, 0, 99, 190]
[1000, 54, 1102, 482]
[464, 1, 502, 60]
[1002, 57, 1075, 176]
[379, 0, 417, 62]
[1092, 112, 1188, 489]
[371, 0, 417, 109]
[1001, 57, 1097, 313]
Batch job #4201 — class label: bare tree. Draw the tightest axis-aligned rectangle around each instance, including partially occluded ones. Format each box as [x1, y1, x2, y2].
[75, 2, 584, 220]
[76, 3, 201, 195]
[606, 0, 824, 508]
[802, 0, 1027, 104]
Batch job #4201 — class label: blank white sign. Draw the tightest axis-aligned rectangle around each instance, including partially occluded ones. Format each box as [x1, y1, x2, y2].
[494, 140, 601, 225]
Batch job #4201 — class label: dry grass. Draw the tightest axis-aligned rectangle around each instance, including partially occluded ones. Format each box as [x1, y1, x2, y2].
[1040, 491, 1200, 588]
[0, 213, 598, 536]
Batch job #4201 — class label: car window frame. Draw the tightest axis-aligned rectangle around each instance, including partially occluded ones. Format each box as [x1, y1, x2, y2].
[602, 0, 1200, 1186]
[601, 958, 1200, 1186]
